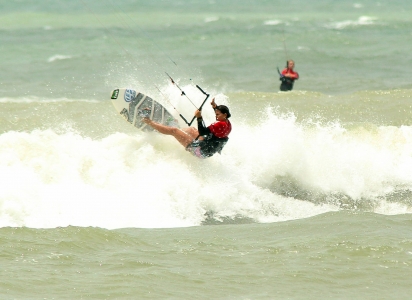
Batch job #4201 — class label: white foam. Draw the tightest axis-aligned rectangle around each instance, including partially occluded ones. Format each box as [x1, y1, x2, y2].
[1, 107, 412, 229]
[297, 46, 310, 51]
[0, 97, 99, 103]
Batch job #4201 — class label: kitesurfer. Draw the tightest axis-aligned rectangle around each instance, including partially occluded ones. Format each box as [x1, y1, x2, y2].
[142, 98, 231, 159]
[279, 60, 299, 91]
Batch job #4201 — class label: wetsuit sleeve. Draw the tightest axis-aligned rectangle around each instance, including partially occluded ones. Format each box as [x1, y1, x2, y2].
[197, 118, 211, 135]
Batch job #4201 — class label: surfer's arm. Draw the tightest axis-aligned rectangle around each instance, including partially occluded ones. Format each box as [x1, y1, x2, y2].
[283, 70, 299, 79]
[195, 110, 211, 135]
[290, 72, 299, 79]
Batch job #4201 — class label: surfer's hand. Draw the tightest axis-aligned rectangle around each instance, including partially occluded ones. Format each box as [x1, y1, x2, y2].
[211, 98, 217, 108]
[195, 110, 202, 119]
[142, 117, 151, 124]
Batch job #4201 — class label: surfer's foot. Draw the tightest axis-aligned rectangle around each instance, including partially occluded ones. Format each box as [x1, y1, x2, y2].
[137, 107, 151, 118]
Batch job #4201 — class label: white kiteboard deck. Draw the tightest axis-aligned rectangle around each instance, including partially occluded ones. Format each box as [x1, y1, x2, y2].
[110, 88, 179, 132]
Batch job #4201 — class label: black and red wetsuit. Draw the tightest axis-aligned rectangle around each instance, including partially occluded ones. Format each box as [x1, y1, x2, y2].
[186, 113, 232, 159]
[194, 117, 231, 157]
[280, 68, 299, 91]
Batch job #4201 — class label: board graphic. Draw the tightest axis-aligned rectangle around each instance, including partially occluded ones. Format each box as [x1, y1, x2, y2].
[111, 88, 179, 131]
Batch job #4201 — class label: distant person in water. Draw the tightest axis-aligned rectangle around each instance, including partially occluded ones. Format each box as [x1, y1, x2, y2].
[279, 60, 299, 91]
[142, 98, 232, 159]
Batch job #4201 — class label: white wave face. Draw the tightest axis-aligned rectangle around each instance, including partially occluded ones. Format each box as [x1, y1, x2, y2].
[204, 16, 219, 23]
[325, 16, 377, 30]
[1, 106, 412, 229]
[263, 20, 282, 26]
[47, 54, 72, 63]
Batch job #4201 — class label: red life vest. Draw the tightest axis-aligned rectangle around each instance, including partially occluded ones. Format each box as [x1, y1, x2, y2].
[208, 120, 232, 138]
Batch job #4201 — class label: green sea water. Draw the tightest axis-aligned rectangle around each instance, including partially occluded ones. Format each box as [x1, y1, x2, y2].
[1, 0, 412, 299]
[1, 213, 412, 299]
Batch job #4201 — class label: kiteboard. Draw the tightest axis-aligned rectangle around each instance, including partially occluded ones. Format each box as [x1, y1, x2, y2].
[110, 88, 179, 132]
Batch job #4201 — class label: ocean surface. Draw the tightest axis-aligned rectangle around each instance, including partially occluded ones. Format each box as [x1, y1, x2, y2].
[1, 0, 412, 298]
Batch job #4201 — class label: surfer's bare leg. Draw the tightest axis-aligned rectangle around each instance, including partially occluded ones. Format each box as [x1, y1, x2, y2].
[181, 127, 199, 138]
[143, 118, 198, 147]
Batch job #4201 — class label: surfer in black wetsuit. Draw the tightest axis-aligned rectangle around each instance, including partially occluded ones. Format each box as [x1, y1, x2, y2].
[142, 98, 232, 159]
[279, 60, 299, 91]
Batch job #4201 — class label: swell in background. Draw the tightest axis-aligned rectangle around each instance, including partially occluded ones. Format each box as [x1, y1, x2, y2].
[1, 0, 412, 99]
